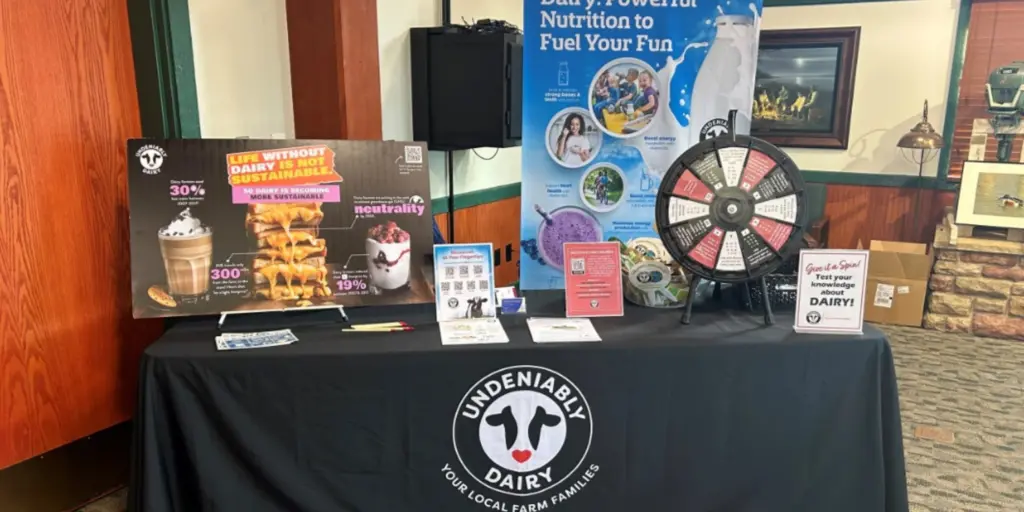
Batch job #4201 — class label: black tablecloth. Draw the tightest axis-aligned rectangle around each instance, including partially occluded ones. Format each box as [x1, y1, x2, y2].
[131, 295, 909, 512]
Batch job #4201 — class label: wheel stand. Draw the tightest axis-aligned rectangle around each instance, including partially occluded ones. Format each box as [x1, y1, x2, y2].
[679, 276, 775, 326]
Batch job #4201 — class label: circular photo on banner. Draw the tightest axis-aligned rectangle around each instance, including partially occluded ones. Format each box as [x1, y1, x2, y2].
[535, 206, 603, 271]
[546, 107, 603, 168]
[588, 57, 662, 138]
[579, 163, 626, 213]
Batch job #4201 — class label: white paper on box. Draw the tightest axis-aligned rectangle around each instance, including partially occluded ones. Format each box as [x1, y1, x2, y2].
[874, 284, 895, 308]
[793, 250, 869, 335]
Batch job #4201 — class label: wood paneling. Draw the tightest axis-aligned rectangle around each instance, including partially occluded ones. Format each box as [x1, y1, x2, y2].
[948, 0, 1024, 178]
[0, 0, 163, 469]
[286, 0, 383, 140]
[435, 196, 522, 286]
[822, 184, 955, 249]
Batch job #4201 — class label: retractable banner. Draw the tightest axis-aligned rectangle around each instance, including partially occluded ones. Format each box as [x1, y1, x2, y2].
[520, 0, 764, 289]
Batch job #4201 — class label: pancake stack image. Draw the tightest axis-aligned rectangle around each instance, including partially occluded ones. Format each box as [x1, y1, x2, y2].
[246, 203, 332, 301]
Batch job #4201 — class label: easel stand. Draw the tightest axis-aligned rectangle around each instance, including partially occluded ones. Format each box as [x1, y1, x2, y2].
[217, 305, 348, 331]
[679, 276, 775, 326]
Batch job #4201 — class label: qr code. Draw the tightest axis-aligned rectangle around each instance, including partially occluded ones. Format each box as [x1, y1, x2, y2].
[479, 280, 489, 290]
[440, 281, 450, 292]
[459, 265, 469, 278]
[445, 267, 455, 278]
[454, 281, 464, 292]
[467, 280, 477, 291]
[404, 145, 423, 164]
[473, 264, 483, 276]
[571, 258, 585, 275]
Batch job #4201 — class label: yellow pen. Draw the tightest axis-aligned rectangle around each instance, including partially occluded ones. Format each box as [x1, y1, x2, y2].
[349, 321, 407, 330]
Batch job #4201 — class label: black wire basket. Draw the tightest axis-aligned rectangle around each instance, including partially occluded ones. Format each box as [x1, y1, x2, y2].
[746, 274, 798, 311]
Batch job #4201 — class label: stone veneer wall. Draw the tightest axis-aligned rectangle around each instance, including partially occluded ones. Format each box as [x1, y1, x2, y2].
[925, 247, 1024, 340]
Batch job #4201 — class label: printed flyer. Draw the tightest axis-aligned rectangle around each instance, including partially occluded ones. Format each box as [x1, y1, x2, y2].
[127, 139, 434, 318]
[434, 243, 497, 322]
[564, 242, 624, 317]
[794, 250, 869, 334]
[520, 0, 764, 289]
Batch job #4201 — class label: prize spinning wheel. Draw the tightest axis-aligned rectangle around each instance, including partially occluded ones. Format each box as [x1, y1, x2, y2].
[655, 134, 807, 289]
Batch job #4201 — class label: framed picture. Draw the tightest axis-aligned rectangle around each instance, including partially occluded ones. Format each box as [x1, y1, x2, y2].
[752, 27, 860, 149]
[956, 161, 1024, 229]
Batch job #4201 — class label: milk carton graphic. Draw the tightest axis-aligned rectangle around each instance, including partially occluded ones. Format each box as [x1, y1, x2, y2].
[688, 15, 759, 148]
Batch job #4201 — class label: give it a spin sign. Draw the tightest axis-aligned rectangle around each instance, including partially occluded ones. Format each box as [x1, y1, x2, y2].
[443, 365, 599, 510]
[794, 250, 869, 334]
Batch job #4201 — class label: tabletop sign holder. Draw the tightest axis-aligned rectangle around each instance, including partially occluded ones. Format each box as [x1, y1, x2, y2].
[654, 111, 809, 328]
[217, 306, 349, 331]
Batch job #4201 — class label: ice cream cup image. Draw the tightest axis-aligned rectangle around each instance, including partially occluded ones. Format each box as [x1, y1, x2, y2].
[366, 221, 411, 290]
[534, 205, 603, 271]
[158, 208, 213, 298]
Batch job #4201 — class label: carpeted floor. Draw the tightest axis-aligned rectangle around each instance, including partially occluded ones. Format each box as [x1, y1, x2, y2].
[881, 325, 1024, 512]
[77, 326, 1023, 512]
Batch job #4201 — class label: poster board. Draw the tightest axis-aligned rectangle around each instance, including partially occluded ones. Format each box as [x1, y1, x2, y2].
[127, 139, 434, 318]
[519, 0, 764, 289]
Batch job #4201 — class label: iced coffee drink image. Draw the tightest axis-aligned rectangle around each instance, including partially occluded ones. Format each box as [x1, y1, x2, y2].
[158, 208, 213, 298]
[366, 221, 411, 290]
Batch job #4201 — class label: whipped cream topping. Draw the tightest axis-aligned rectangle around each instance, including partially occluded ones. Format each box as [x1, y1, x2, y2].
[159, 208, 210, 237]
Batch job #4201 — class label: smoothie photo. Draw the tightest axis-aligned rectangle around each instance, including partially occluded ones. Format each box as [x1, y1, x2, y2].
[534, 205, 603, 269]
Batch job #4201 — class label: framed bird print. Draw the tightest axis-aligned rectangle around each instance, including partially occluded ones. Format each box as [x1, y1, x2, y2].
[956, 161, 1024, 229]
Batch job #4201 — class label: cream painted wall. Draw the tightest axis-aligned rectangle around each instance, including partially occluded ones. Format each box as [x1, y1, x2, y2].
[376, 0, 444, 198]
[761, 0, 959, 176]
[189, 0, 295, 138]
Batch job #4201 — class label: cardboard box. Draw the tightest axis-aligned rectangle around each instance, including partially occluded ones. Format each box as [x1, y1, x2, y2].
[863, 240, 933, 327]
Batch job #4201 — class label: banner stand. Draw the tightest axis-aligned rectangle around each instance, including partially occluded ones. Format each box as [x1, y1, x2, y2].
[217, 306, 348, 331]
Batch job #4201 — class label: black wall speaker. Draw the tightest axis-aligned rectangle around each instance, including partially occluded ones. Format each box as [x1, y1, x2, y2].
[410, 27, 523, 151]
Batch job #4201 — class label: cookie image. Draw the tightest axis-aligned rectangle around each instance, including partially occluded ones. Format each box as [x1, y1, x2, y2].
[148, 285, 177, 308]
